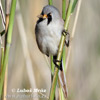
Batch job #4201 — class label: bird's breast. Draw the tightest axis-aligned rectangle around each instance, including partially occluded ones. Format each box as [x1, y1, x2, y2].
[35, 20, 63, 56]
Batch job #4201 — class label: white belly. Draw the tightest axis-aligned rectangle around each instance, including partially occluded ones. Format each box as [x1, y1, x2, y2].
[42, 35, 60, 55]
[35, 19, 63, 56]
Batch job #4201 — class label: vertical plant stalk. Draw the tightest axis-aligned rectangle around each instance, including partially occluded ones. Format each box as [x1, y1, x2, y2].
[58, 77, 65, 100]
[0, 0, 5, 29]
[0, 48, 4, 99]
[2, 66, 7, 100]
[3, 11, 10, 100]
[62, 0, 66, 68]
[51, 56, 54, 75]
[0, 1, 6, 100]
[49, 1, 73, 100]
[16, 1, 39, 100]
[65, 0, 82, 72]
[0, 48, 4, 76]
[58, 0, 67, 99]
[2, 1, 11, 100]
[0, 0, 5, 47]
[48, 0, 53, 5]
[0, 0, 17, 98]
[62, 0, 66, 20]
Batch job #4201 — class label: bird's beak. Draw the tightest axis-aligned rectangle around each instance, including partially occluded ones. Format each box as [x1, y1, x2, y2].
[37, 14, 47, 19]
[43, 14, 47, 19]
[37, 15, 43, 18]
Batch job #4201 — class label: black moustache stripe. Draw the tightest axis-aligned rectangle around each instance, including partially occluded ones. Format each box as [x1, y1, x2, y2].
[37, 13, 52, 25]
[47, 13, 52, 25]
[37, 18, 44, 24]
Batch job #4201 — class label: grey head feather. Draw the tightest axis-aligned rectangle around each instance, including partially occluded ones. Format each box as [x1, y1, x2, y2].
[42, 5, 62, 21]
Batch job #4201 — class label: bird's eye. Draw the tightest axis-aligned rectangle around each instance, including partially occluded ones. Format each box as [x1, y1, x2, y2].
[47, 13, 52, 25]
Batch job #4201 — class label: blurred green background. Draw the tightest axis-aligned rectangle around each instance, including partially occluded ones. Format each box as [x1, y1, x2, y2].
[0, 0, 100, 100]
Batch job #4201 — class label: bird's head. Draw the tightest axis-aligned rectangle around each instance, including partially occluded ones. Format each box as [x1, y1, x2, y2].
[37, 5, 61, 25]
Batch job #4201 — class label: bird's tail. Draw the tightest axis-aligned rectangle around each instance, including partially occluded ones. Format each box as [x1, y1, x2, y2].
[58, 60, 68, 98]
[53, 55, 68, 98]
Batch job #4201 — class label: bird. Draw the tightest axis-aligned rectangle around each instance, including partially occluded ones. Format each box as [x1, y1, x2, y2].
[35, 5, 69, 98]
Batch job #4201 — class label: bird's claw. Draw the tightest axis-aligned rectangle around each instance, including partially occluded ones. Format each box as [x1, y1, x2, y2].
[62, 29, 69, 36]
[62, 30, 70, 47]
[53, 58, 62, 71]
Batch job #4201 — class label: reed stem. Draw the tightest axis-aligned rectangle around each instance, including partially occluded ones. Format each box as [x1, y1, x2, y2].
[49, 1, 73, 99]
[0, 0, 17, 98]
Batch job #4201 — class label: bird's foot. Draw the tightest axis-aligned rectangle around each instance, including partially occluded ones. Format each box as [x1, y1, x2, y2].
[62, 29, 70, 47]
[53, 58, 62, 71]
[62, 29, 69, 36]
